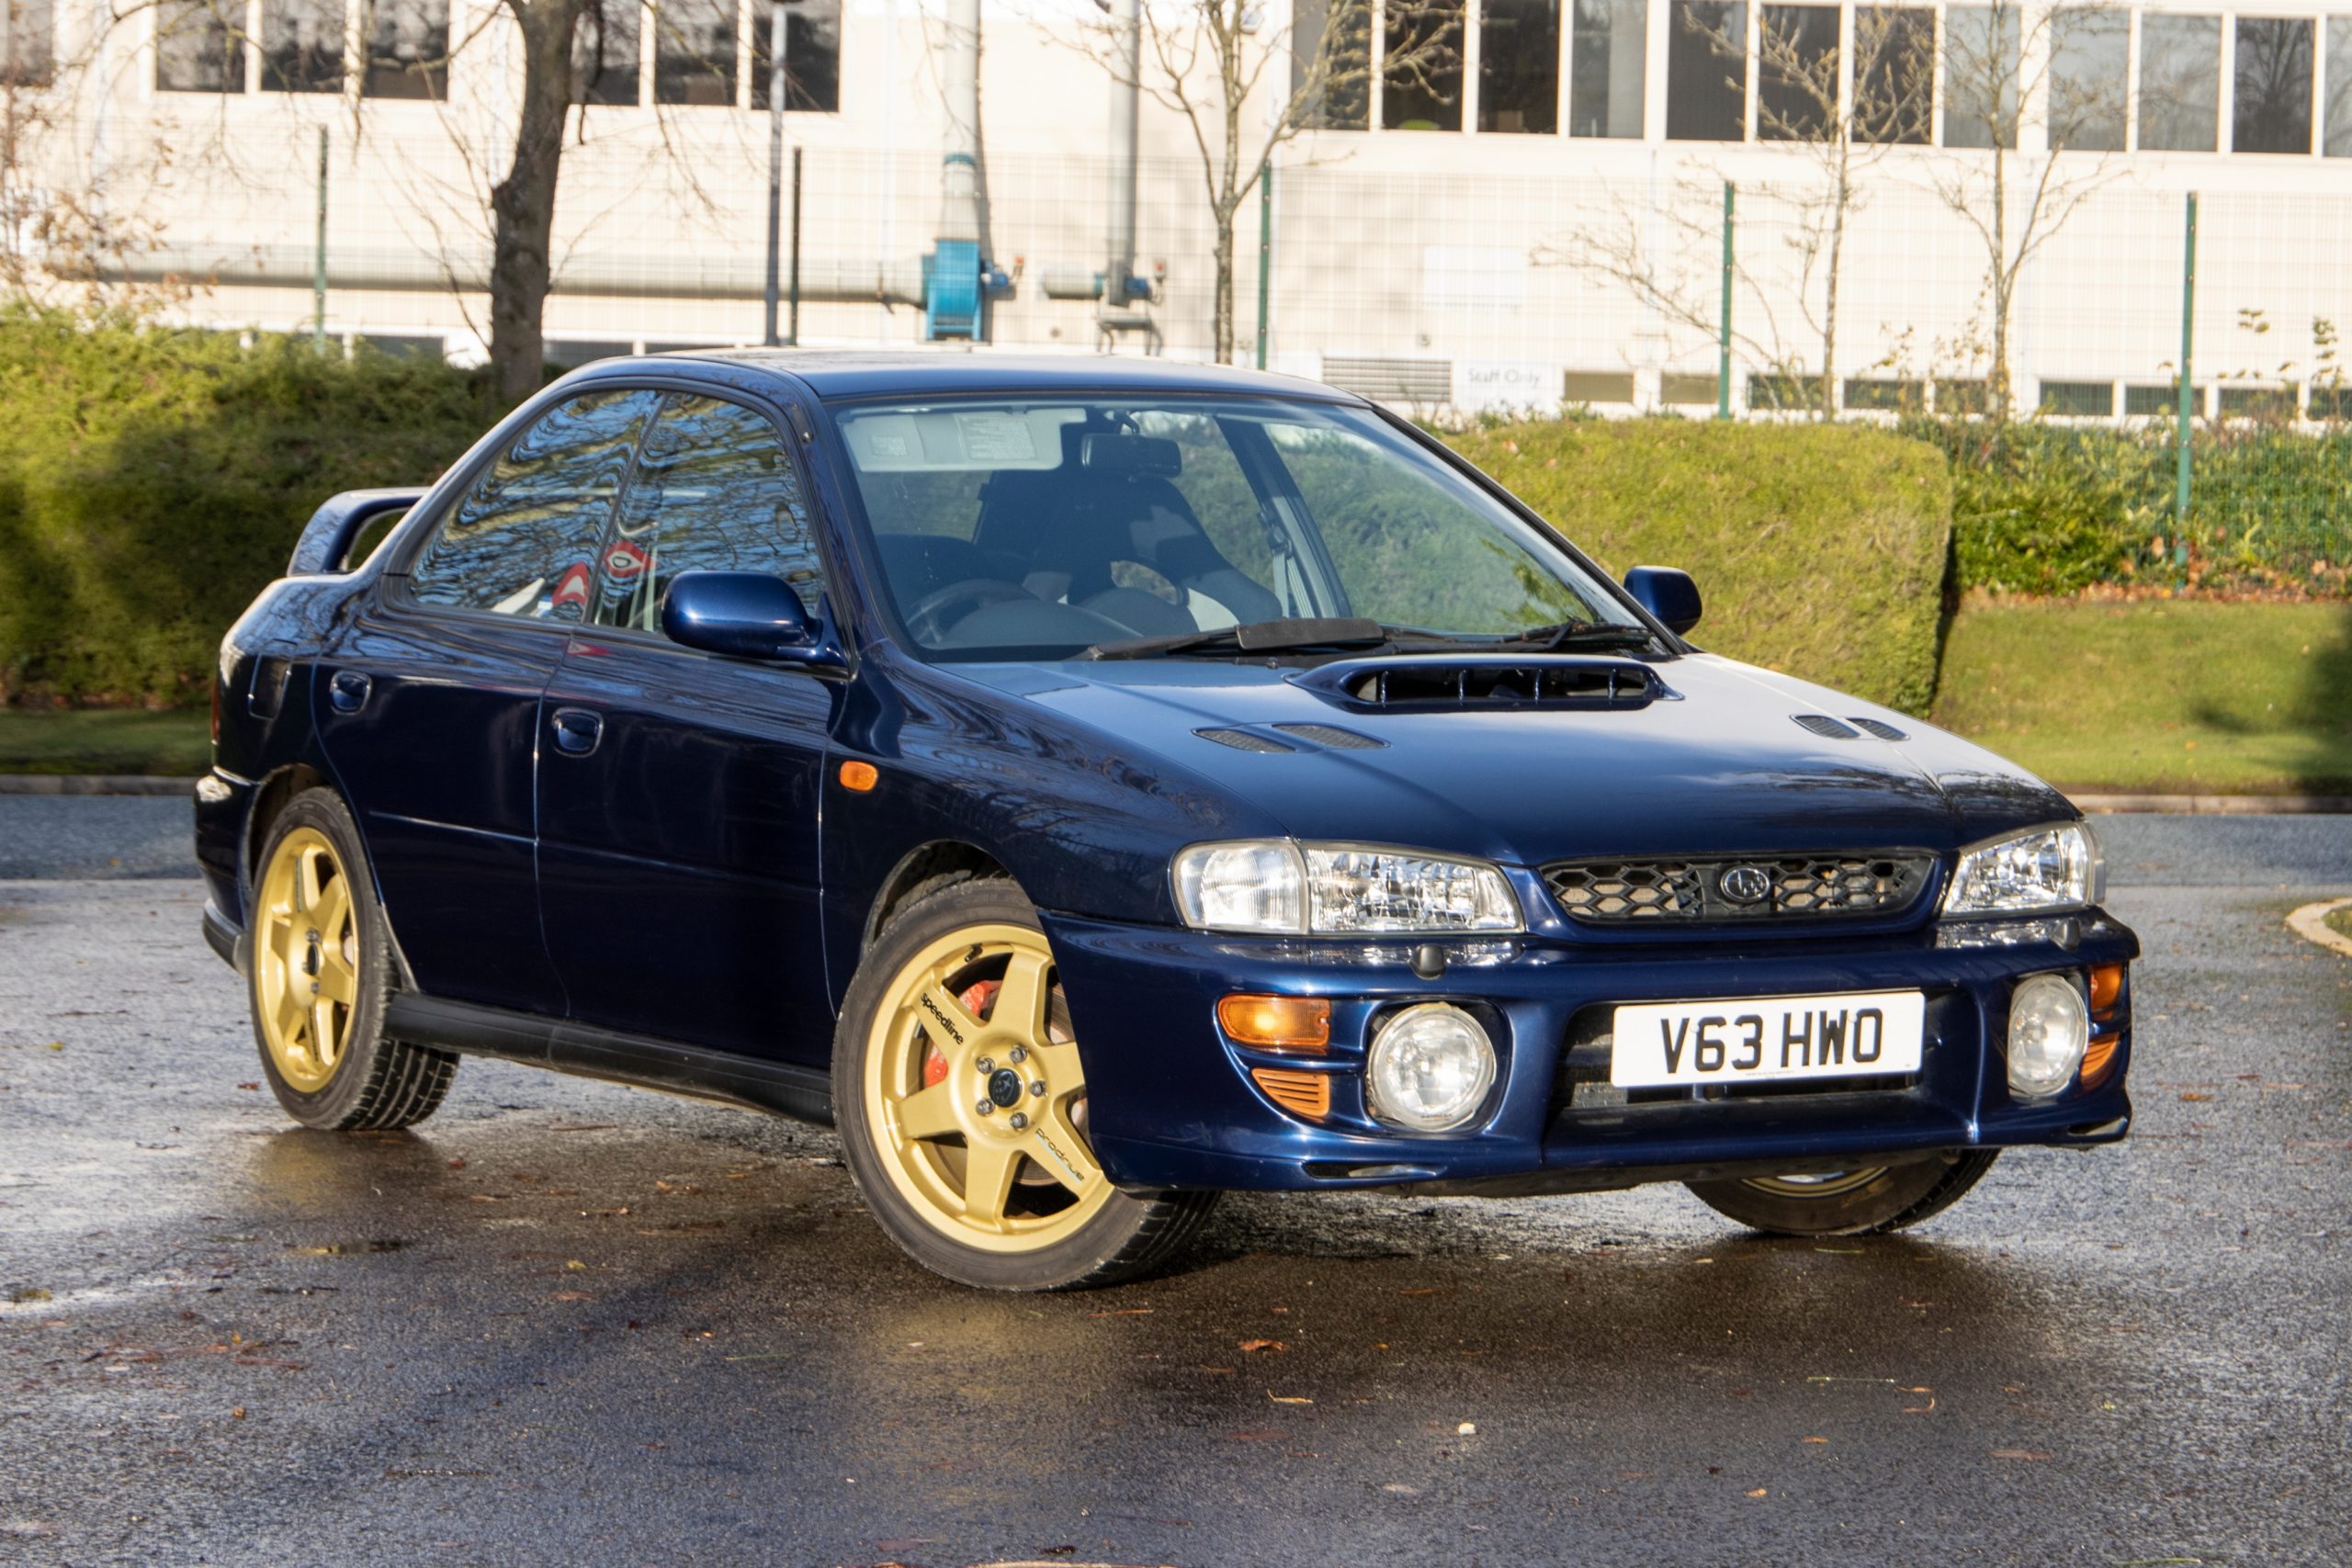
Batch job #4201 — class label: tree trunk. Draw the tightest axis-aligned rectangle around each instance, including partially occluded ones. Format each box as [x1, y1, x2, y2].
[1821, 153, 1848, 421]
[1986, 145, 2010, 423]
[488, 0, 581, 402]
[1211, 205, 1237, 365]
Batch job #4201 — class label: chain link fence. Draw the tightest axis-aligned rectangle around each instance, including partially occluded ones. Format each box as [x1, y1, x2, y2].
[25, 105, 2352, 581]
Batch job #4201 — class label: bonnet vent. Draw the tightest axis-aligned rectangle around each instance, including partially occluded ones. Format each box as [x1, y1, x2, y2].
[1295, 657, 1664, 712]
[1195, 728, 1296, 753]
[1792, 714, 1862, 739]
[1849, 716, 1908, 740]
[1272, 722, 1386, 750]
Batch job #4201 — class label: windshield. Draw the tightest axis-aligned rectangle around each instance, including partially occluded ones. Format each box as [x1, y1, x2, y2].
[831, 396, 1645, 660]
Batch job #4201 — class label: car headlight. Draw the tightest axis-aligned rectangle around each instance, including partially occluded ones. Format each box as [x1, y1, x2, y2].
[1941, 823, 2100, 917]
[1172, 840, 1522, 935]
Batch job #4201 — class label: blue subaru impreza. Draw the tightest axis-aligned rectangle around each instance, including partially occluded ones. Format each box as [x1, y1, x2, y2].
[196, 353, 2135, 1291]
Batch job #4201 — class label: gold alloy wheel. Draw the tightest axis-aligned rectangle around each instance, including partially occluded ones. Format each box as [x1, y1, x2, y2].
[1742, 1168, 1888, 1200]
[254, 826, 361, 1094]
[861, 923, 1113, 1252]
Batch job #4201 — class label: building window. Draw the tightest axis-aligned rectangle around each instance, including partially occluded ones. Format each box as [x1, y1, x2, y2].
[2048, 6, 2126, 151]
[1666, 0, 1745, 141]
[263, 0, 344, 91]
[2039, 379, 2116, 417]
[752, 0, 841, 112]
[2233, 17, 2312, 153]
[1478, 0, 1558, 132]
[157, 0, 244, 92]
[2139, 14, 2219, 151]
[1757, 4, 1838, 141]
[1851, 6, 1930, 143]
[654, 0, 737, 105]
[1570, 0, 1645, 136]
[0, 0, 53, 85]
[1384, 0, 1466, 130]
[364, 0, 446, 98]
[574, 0, 639, 106]
[1293, 0, 1372, 130]
[1942, 5, 2019, 149]
[2327, 18, 2352, 155]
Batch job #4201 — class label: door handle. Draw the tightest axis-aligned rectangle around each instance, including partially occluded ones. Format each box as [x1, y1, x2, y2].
[549, 706, 604, 756]
[327, 670, 372, 714]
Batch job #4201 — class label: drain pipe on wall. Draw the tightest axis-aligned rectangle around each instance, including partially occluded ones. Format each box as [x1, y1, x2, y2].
[922, 0, 995, 340]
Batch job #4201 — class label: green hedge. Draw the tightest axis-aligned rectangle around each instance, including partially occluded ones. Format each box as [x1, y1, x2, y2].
[1446, 420, 1954, 715]
[0, 309, 501, 705]
[1908, 420, 2352, 596]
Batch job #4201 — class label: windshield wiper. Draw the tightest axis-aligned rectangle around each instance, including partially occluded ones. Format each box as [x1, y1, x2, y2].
[1082, 616, 1401, 661]
[1486, 618, 1659, 653]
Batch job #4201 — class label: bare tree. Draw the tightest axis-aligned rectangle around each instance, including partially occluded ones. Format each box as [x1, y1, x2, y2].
[1928, 0, 2122, 420]
[1536, 5, 1930, 418]
[1075, 0, 1454, 364]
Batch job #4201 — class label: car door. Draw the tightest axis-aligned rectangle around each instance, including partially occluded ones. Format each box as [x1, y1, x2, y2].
[319, 387, 662, 1015]
[534, 389, 840, 1064]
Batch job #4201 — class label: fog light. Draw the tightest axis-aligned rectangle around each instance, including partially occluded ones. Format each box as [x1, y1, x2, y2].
[2007, 974, 2089, 1099]
[1366, 1003, 1495, 1132]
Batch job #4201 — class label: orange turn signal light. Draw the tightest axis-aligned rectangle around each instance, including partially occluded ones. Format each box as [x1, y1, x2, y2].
[2088, 963, 2124, 1013]
[1250, 1066, 1332, 1118]
[838, 760, 879, 793]
[2080, 1034, 2120, 1087]
[1218, 993, 1331, 1052]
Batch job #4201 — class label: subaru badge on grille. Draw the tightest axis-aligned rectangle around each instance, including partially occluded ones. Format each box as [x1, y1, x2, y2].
[1718, 865, 1772, 905]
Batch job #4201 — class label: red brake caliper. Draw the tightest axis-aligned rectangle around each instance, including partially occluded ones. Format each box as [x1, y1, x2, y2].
[921, 978, 1001, 1087]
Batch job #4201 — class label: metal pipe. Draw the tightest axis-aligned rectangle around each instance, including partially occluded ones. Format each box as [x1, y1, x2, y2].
[763, 0, 786, 346]
[80, 245, 924, 305]
[1255, 161, 1272, 369]
[938, 0, 980, 246]
[1106, 0, 1138, 304]
[1717, 181, 1735, 421]
[788, 147, 804, 344]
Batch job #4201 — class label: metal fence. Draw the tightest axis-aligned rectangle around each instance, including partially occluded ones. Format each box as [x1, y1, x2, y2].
[23, 104, 2352, 564]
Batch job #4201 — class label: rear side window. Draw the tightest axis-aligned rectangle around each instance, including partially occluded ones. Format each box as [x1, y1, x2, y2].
[593, 393, 825, 630]
[407, 389, 660, 621]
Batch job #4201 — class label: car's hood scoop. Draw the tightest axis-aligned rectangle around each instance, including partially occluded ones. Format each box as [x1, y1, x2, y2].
[1291, 655, 1671, 713]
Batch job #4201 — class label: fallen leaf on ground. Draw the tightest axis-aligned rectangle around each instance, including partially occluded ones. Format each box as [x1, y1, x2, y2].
[1803, 1436, 1828, 1444]
[1267, 1392, 1313, 1404]
[1091, 1308, 1151, 1317]
[1238, 1338, 1284, 1353]
[1745, 1487, 1768, 1497]
[2179, 1091, 2211, 1102]
[1990, 1449, 2051, 1461]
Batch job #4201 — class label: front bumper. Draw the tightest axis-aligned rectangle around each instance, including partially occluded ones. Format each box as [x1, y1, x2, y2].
[1042, 910, 2137, 1193]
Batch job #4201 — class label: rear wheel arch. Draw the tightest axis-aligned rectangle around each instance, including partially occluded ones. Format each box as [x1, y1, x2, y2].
[243, 762, 415, 990]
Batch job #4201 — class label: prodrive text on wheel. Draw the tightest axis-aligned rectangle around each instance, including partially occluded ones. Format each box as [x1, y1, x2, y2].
[194, 351, 2136, 1290]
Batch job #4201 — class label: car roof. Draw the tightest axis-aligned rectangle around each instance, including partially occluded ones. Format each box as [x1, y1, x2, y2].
[583, 348, 1360, 403]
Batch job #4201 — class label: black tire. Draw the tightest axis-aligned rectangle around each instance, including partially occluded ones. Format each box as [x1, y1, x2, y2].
[247, 787, 457, 1131]
[1683, 1149, 2000, 1237]
[832, 878, 1217, 1291]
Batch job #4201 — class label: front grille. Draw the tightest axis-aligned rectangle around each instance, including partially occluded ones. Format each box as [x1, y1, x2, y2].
[1543, 852, 1935, 924]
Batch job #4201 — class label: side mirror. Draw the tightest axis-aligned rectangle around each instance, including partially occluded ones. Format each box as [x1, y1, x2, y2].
[661, 570, 842, 668]
[1623, 566, 1702, 636]
[287, 488, 428, 576]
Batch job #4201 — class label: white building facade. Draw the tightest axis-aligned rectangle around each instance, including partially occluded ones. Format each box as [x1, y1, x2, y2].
[6, 0, 2351, 416]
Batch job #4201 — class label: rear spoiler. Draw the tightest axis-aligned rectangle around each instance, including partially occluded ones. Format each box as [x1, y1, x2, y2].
[286, 487, 430, 576]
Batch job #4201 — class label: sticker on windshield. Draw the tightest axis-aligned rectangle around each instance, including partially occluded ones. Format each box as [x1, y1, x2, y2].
[956, 412, 1037, 463]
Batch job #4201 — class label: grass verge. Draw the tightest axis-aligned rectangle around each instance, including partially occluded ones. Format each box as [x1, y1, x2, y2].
[0, 709, 211, 776]
[1929, 599, 2352, 795]
[2326, 907, 2352, 944]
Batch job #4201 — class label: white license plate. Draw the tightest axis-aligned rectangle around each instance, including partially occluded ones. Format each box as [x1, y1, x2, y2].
[1610, 990, 1925, 1089]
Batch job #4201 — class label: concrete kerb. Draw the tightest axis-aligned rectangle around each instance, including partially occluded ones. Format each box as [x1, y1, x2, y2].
[0, 776, 196, 796]
[2285, 898, 2352, 960]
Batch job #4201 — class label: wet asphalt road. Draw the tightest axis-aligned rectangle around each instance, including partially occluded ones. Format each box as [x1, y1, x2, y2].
[2, 806, 2348, 1567]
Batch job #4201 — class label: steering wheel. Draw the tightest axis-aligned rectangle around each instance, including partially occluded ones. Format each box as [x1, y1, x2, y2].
[901, 577, 1036, 643]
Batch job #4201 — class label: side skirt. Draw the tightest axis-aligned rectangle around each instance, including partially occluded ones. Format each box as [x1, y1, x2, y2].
[383, 994, 834, 1126]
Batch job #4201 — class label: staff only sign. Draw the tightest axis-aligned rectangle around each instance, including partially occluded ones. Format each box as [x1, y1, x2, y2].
[1452, 359, 1562, 416]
